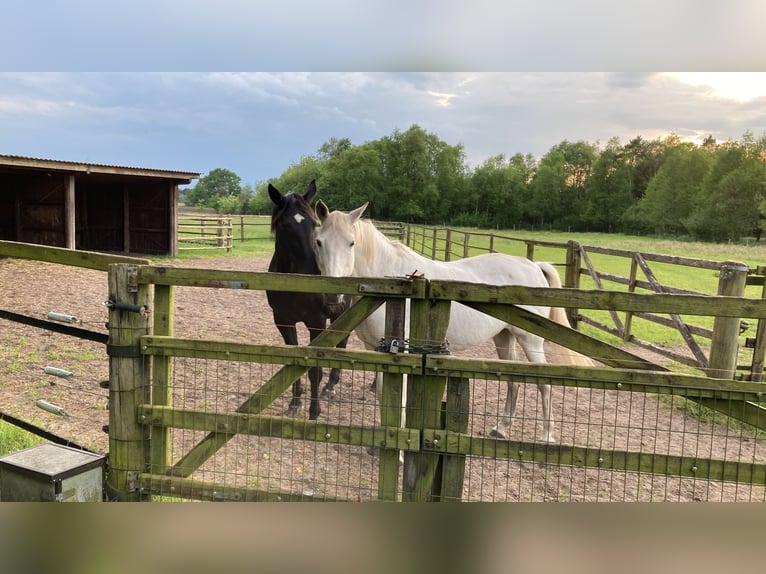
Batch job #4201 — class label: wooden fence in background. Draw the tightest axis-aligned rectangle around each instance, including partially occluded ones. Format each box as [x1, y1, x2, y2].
[178, 216, 233, 252]
[400, 224, 766, 378]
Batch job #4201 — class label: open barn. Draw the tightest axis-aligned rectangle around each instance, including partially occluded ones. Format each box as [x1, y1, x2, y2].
[0, 155, 199, 256]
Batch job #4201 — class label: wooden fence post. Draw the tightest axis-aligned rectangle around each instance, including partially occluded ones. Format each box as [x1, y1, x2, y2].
[565, 240, 581, 327]
[107, 263, 152, 501]
[749, 273, 766, 381]
[403, 283, 451, 501]
[378, 298, 406, 501]
[708, 261, 749, 379]
[437, 376, 469, 501]
[150, 282, 174, 476]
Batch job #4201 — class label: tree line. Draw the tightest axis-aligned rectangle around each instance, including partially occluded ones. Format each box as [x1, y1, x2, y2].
[182, 124, 766, 242]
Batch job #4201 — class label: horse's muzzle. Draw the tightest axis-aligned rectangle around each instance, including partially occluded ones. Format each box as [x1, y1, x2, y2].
[322, 293, 346, 316]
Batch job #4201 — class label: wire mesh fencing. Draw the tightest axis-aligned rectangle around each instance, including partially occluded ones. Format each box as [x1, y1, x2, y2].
[142, 352, 766, 502]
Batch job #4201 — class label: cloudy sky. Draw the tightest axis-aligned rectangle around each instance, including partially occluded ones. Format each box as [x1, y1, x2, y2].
[2, 2, 765, 187]
[2, 72, 766, 186]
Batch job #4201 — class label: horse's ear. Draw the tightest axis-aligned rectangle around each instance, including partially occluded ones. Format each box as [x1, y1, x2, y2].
[316, 199, 330, 222]
[304, 179, 317, 203]
[268, 183, 283, 207]
[348, 202, 369, 224]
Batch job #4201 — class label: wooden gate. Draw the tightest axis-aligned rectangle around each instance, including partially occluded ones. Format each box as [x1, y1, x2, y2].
[106, 263, 766, 502]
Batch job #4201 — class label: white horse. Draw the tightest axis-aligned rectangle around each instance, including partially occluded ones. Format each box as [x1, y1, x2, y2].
[314, 201, 593, 442]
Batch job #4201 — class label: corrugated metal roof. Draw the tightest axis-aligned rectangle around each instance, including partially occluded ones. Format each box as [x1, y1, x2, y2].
[0, 154, 201, 180]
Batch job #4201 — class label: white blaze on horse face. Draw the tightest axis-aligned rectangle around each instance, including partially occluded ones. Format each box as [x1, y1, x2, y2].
[293, 213, 305, 224]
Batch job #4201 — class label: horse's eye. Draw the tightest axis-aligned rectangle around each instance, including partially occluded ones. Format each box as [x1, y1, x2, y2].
[350, 240, 355, 247]
[316, 239, 323, 248]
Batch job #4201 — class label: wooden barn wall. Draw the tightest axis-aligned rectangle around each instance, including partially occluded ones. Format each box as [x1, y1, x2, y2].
[0, 173, 17, 241]
[128, 181, 171, 254]
[0, 173, 173, 255]
[0, 172, 67, 246]
[77, 181, 125, 252]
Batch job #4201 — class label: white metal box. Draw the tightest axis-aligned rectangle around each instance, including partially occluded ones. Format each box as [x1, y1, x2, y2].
[0, 443, 105, 502]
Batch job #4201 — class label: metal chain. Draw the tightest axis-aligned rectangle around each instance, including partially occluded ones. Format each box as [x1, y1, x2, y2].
[376, 337, 450, 355]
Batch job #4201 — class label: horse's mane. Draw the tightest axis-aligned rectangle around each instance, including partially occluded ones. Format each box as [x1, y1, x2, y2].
[271, 191, 317, 233]
[355, 218, 425, 265]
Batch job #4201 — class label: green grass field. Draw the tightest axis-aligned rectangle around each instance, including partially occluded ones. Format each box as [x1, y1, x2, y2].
[176, 214, 766, 268]
[0, 420, 45, 456]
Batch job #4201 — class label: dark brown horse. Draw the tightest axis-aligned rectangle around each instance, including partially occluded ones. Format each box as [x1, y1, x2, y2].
[266, 180, 349, 420]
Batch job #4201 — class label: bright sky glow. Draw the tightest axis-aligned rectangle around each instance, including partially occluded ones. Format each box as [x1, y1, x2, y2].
[670, 73, 766, 102]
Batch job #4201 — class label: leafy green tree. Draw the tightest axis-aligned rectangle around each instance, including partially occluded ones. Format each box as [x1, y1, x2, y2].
[584, 138, 634, 232]
[320, 143, 383, 215]
[638, 145, 713, 235]
[688, 142, 766, 241]
[622, 136, 666, 200]
[465, 154, 532, 228]
[248, 182, 273, 214]
[372, 124, 466, 223]
[267, 156, 325, 197]
[186, 168, 242, 208]
[528, 150, 564, 228]
[317, 137, 353, 161]
[529, 141, 597, 230]
[215, 194, 241, 214]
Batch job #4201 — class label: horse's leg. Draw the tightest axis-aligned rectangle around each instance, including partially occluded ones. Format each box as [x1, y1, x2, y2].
[358, 341, 382, 391]
[518, 331, 556, 443]
[321, 333, 349, 399]
[490, 329, 519, 439]
[276, 323, 304, 415]
[306, 320, 327, 420]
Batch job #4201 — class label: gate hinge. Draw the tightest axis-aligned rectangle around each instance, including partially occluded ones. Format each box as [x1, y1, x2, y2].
[106, 343, 143, 358]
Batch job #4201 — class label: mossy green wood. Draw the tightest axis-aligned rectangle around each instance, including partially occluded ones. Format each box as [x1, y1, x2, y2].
[150, 284, 174, 477]
[141, 473, 344, 502]
[402, 297, 451, 502]
[165, 295, 388, 478]
[748, 278, 766, 382]
[424, 355, 766, 401]
[136, 266, 427, 299]
[138, 405, 419, 452]
[107, 264, 153, 501]
[0, 239, 151, 270]
[438, 376, 470, 502]
[140, 336, 423, 375]
[428, 280, 766, 319]
[707, 262, 749, 378]
[420, 431, 766, 485]
[464, 300, 661, 370]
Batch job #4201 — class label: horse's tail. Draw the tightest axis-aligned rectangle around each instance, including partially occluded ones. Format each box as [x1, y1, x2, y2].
[537, 262, 595, 367]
